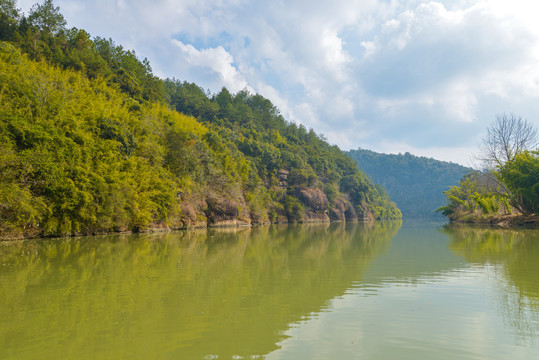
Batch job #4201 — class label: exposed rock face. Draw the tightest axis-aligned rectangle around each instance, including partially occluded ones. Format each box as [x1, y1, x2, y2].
[329, 207, 345, 221]
[177, 188, 361, 230]
[179, 198, 208, 228]
[179, 195, 252, 228]
[329, 197, 357, 221]
[293, 187, 330, 222]
[179, 202, 201, 228]
[304, 211, 330, 222]
[205, 196, 239, 223]
[345, 202, 358, 221]
[295, 187, 329, 212]
[276, 169, 289, 189]
[272, 214, 289, 223]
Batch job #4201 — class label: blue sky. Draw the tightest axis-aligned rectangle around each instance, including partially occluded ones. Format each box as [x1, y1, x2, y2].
[16, 0, 539, 165]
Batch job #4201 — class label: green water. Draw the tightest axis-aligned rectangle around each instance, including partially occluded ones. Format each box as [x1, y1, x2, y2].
[0, 221, 538, 359]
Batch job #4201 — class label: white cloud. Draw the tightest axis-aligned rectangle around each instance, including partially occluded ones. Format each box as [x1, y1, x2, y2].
[14, 0, 539, 164]
[320, 29, 351, 81]
[172, 40, 249, 93]
[439, 81, 477, 123]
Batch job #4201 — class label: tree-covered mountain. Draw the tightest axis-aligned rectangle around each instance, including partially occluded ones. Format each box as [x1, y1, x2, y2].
[348, 149, 473, 219]
[0, 1, 400, 239]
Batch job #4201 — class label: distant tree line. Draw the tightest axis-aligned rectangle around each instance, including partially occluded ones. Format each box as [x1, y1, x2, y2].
[348, 149, 473, 219]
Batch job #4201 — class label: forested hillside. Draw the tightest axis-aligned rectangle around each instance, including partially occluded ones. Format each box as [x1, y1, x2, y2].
[0, 1, 400, 239]
[348, 149, 472, 218]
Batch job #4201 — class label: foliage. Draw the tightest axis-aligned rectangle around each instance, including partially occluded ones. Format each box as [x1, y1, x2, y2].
[437, 175, 478, 217]
[498, 151, 539, 214]
[166, 82, 401, 220]
[0, 43, 182, 236]
[436, 171, 514, 220]
[0, 1, 401, 238]
[27, 0, 66, 35]
[438, 117, 538, 221]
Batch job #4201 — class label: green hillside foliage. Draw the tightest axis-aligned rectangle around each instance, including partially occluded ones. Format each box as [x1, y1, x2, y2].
[0, 1, 400, 238]
[348, 149, 472, 218]
[165, 82, 400, 221]
[0, 42, 194, 235]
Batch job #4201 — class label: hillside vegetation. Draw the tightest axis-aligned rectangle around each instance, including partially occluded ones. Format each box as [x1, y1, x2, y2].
[437, 115, 539, 226]
[0, 1, 400, 238]
[437, 153, 539, 225]
[348, 149, 472, 219]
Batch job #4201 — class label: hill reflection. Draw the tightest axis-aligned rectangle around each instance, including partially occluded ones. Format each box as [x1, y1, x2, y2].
[0, 221, 401, 359]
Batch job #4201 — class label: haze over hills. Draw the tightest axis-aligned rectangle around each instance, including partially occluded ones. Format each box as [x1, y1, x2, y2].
[348, 149, 473, 219]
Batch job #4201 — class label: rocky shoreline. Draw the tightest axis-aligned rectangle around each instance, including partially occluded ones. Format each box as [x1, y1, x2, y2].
[0, 189, 367, 241]
[0, 217, 362, 241]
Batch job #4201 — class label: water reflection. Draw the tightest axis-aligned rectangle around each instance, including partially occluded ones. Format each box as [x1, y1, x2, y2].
[443, 225, 539, 343]
[0, 221, 401, 359]
[362, 221, 467, 284]
[265, 222, 539, 360]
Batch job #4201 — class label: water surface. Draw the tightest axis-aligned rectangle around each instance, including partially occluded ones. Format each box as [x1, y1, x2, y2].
[1, 221, 538, 359]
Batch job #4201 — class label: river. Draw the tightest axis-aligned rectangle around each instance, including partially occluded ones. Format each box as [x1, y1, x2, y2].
[1, 221, 538, 359]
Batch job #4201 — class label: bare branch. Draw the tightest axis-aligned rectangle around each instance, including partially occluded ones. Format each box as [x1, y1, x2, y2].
[478, 113, 538, 168]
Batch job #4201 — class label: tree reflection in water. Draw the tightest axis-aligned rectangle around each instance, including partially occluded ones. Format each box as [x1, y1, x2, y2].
[0, 221, 401, 359]
[443, 225, 539, 343]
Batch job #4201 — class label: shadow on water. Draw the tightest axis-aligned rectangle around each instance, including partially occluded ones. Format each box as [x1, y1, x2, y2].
[0, 220, 401, 359]
[442, 224, 539, 343]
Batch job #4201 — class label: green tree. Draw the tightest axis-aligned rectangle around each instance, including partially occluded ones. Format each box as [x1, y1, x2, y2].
[27, 0, 66, 35]
[498, 151, 539, 214]
[0, 0, 19, 40]
[437, 171, 513, 220]
[437, 174, 482, 217]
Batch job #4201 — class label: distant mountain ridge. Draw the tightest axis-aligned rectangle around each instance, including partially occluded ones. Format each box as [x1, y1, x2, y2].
[347, 149, 473, 219]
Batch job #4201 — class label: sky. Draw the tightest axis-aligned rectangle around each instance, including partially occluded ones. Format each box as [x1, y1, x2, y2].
[15, 0, 539, 166]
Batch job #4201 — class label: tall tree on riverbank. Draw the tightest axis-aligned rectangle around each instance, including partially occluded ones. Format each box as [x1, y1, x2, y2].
[498, 150, 539, 215]
[439, 114, 539, 220]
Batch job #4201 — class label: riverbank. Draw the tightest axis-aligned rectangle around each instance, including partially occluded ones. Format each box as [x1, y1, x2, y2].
[0, 216, 366, 241]
[451, 214, 539, 228]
